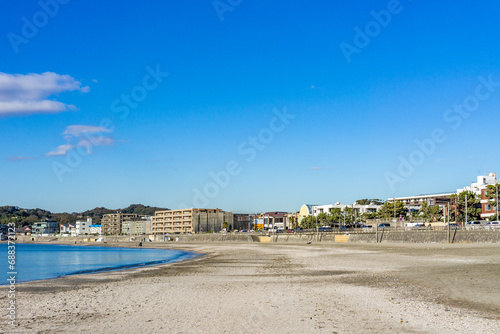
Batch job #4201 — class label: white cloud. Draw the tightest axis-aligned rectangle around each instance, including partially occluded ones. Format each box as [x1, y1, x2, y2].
[310, 166, 334, 170]
[47, 125, 116, 156]
[0, 100, 76, 115]
[8, 156, 38, 161]
[47, 144, 75, 156]
[78, 136, 114, 154]
[0, 72, 89, 116]
[63, 125, 111, 137]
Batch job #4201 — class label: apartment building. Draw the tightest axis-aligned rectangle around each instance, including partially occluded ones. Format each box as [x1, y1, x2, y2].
[121, 216, 152, 235]
[232, 213, 255, 231]
[101, 213, 141, 235]
[458, 173, 497, 196]
[152, 208, 233, 234]
[387, 193, 454, 213]
[388, 173, 498, 217]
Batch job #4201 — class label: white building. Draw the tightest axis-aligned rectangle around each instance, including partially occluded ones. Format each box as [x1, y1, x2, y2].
[387, 193, 454, 212]
[89, 224, 102, 235]
[457, 173, 497, 196]
[312, 203, 382, 216]
[387, 173, 498, 219]
[75, 218, 92, 235]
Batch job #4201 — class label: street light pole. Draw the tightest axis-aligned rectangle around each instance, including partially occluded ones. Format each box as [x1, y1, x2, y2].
[496, 176, 499, 221]
[448, 202, 457, 243]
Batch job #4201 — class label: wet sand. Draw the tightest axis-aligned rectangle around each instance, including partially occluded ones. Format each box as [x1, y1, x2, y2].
[1, 242, 499, 333]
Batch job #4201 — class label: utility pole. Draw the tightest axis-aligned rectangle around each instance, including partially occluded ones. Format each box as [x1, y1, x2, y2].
[393, 198, 396, 222]
[455, 196, 458, 225]
[465, 193, 468, 226]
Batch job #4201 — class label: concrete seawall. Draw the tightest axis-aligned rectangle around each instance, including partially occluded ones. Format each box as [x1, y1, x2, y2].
[14, 230, 500, 244]
[267, 230, 500, 243]
[349, 230, 500, 243]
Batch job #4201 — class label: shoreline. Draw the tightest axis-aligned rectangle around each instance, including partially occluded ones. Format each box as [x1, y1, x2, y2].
[1, 241, 207, 286]
[2, 242, 499, 333]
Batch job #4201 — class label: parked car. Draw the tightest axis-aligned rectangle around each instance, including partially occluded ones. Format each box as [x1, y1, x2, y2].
[465, 220, 487, 230]
[286, 229, 295, 233]
[484, 221, 500, 230]
[378, 223, 391, 229]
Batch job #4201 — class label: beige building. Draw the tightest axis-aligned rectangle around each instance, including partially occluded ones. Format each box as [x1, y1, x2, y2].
[102, 213, 142, 235]
[152, 208, 233, 234]
[121, 216, 152, 235]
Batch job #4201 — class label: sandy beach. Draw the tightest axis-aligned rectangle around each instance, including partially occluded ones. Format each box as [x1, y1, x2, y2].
[2, 242, 499, 333]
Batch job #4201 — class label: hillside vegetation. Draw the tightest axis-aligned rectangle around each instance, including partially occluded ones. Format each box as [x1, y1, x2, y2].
[0, 204, 168, 227]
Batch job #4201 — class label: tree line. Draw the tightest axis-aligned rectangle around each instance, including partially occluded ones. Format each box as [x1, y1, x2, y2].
[300, 189, 499, 229]
[0, 204, 168, 227]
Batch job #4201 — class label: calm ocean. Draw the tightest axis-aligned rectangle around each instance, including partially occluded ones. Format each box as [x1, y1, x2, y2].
[0, 243, 198, 284]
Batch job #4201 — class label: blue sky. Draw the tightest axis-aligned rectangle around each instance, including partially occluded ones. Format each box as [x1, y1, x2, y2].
[1, 0, 500, 213]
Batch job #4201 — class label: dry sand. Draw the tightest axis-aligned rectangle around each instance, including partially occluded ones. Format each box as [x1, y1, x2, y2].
[1, 242, 499, 333]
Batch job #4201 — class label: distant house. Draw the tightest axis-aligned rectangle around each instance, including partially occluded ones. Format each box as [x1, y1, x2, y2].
[89, 224, 102, 235]
[299, 204, 317, 224]
[15, 226, 31, 235]
[262, 212, 289, 230]
[60, 223, 76, 235]
[33, 220, 59, 234]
